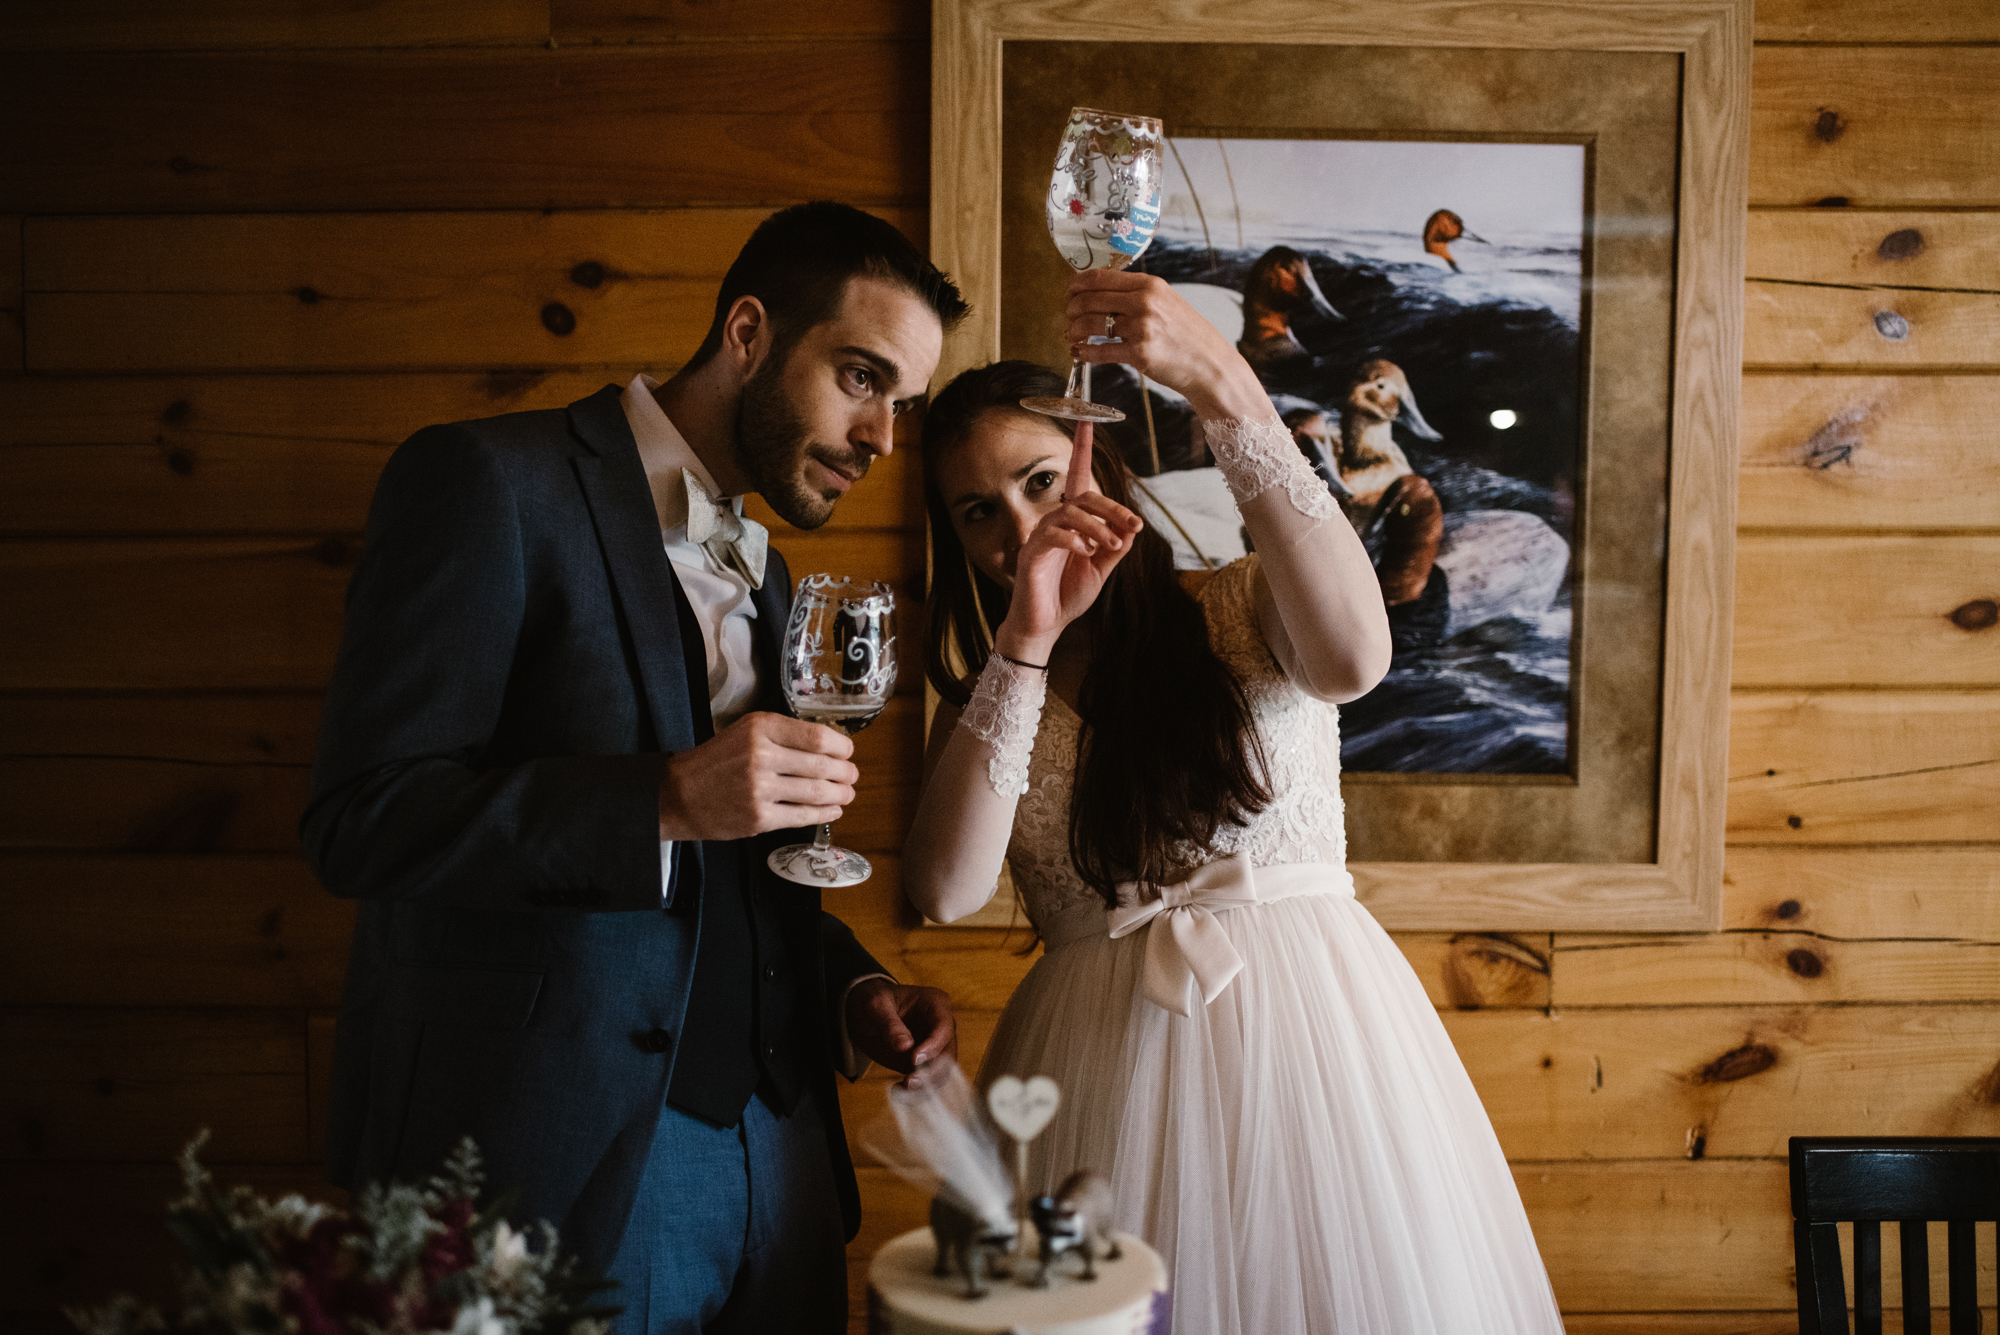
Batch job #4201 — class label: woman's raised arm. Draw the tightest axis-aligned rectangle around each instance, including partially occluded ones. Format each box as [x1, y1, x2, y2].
[903, 666, 1042, 923]
[1066, 271, 1391, 702]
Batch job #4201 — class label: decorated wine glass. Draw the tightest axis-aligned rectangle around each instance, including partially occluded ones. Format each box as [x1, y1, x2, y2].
[1020, 106, 1166, 424]
[767, 574, 897, 888]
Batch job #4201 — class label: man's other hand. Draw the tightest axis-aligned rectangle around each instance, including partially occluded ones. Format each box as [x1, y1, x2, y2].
[846, 979, 958, 1088]
[659, 711, 857, 842]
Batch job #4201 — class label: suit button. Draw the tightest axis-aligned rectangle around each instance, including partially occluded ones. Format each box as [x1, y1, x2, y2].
[642, 1028, 672, 1054]
[765, 1044, 778, 1058]
[763, 965, 778, 980]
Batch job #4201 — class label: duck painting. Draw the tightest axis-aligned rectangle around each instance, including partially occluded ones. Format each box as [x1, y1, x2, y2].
[1236, 246, 1344, 374]
[1421, 209, 1488, 272]
[1128, 134, 1587, 773]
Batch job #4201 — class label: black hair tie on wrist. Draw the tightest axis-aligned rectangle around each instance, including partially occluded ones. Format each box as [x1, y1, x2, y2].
[998, 652, 1049, 671]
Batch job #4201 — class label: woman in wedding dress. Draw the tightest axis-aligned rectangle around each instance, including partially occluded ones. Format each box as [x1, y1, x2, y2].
[902, 269, 1564, 1334]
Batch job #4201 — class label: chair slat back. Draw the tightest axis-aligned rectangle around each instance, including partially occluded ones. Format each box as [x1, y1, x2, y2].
[1790, 1138, 2000, 1335]
[1900, 1219, 1931, 1335]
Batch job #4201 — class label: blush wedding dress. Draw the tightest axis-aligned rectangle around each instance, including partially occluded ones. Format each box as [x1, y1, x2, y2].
[940, 417, 1566, 1335]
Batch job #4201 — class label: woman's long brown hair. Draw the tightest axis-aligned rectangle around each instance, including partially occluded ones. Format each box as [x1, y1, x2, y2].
[922, 361, 1272, 907]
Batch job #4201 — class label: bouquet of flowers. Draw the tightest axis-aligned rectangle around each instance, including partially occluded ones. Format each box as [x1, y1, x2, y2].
[69, 1133, 617, 1335]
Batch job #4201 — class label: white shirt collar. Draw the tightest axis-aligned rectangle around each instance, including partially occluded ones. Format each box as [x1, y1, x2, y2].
[619, 374, 741, 535]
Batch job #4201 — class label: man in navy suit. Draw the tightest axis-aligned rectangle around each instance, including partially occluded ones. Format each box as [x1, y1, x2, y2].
[303, 203, 968, 1333]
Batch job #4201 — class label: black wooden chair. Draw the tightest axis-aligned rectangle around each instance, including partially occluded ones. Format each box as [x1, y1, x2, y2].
[1791, 1137, 2000, 1335]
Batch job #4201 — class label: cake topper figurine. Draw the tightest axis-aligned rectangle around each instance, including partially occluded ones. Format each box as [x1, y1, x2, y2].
[928, 1191, 1017, 1298]
[864, 1059, 1020, 1298]
[1030, 1170, 1123, 1286]
[864, 1065, 1116, 1300]
[985, 1073, 1061, 1262]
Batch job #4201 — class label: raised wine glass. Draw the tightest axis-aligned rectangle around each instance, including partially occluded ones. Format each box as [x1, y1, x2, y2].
[1020, 106, 1166, 424]
[767, 574, 897, 888]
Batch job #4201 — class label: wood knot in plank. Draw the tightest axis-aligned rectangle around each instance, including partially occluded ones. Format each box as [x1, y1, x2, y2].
[160, 398, 192, 426]
[1876, 228, 1925, 261]
[1685, 1127, 1707, 1160]
[259, 907, 284, 937]
[541, 302, 577, 336]
[293, 286, 322, 305]
[1798, 404, 1866, 470]
[570, 261, 606, 289]
[96, 1077, 116, 1097]
[1775, 899, 1802, 920]
[1441, 933, 1549, 1010]
[1976, 1060, 2000, 1106]
[480, 369, 548, 401]
[1873, 311, 1910, 341]
[1813, 108, 1846, 143]
[135, 790, 238, 853]
[1949, 599, 1997, 632]
[1785, 947, 1824, 978]
[315, 536, 349, 566]
[1814, 196, 1849, 208]
[164, 447, 195, 477]
[1787, 815, 1803, 829]
[1694, 1043, 1779, 1085]
[167, 155, 214, 175]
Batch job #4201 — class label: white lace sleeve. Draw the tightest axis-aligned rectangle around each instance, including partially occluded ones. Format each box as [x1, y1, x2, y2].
[1202, 415, 1339, 524]
[958, 653, 1048, 797]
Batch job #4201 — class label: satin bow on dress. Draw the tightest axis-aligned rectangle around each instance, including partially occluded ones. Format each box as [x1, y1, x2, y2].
[681, 467, 769, 590]
[1105, 854, 1349, 1016]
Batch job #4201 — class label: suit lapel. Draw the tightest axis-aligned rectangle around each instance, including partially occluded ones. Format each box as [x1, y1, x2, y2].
[567, 385, 703, 757]
[751, 552, 793, 717]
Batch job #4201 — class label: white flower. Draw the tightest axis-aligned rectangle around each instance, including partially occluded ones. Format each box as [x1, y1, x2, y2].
[262, 1193, 334, 1236]
[488, 1220, 531, 1281]
[450, 1296, 509, 1335]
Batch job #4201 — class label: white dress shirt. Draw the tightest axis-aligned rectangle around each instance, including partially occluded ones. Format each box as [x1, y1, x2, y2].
[619, 375, 887, 1077]
[622, 374, 762, 728]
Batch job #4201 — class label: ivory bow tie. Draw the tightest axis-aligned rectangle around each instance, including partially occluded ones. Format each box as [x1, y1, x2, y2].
[682, 468, 768, 589]
[1105, 852, 1261, 1017]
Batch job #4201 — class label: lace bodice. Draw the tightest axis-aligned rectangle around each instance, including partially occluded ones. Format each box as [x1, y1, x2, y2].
[1005, 556, 1349, 930]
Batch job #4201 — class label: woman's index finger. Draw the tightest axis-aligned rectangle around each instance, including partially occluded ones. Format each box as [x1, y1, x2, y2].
[1067, 420, 1096, 499]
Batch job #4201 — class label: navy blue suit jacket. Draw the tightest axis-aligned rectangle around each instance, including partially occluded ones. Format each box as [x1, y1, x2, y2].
[302, 384, 883, 1273]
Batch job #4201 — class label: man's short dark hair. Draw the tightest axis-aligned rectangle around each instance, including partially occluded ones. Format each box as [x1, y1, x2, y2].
[685, 202, 969, 371]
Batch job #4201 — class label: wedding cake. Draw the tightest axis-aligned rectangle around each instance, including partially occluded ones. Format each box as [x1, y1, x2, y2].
[867, 1227, 1170, 1335]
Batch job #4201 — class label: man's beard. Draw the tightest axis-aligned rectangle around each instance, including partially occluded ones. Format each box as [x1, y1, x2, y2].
[734, 353, 866, 532]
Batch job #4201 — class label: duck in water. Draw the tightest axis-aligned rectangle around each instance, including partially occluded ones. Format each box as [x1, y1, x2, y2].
[1298, 359, 1572, 646]
[1422, 209, 1488, 272]
[1236, 245, 1344, 375]
[1285, 360, 1445, 609]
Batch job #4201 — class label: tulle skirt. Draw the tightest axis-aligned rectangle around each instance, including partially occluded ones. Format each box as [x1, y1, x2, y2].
[978, 870, 1565, 1334]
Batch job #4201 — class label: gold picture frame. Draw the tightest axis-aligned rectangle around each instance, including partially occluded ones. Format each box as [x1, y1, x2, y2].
[929, 0, 1749, 931]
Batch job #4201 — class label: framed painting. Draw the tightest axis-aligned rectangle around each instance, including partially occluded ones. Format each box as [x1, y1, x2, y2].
[930, 0, 1749, 930]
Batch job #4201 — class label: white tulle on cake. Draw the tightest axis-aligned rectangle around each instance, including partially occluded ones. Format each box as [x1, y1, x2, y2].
[979, 881, 1565, 1335]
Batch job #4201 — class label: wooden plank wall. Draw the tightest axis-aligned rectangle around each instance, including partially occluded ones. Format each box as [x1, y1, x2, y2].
[0, 1, 1993, 1329]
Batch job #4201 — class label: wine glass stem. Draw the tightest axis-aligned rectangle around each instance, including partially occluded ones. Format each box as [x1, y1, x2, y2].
[813, 823, 834, 851]
[1063, 357, 1092, 404]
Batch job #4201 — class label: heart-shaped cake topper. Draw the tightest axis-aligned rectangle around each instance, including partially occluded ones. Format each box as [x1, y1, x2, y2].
[986, 1074, 1061, 1142]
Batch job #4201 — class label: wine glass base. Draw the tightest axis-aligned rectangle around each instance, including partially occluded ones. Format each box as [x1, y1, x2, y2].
[1019, 395, 1126, 423]
[767, 842, 873, 888]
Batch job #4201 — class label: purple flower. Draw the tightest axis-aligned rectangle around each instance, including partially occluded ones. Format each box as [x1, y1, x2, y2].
[273, 1216, 397, 1335]
[419, 1202, 478, 1284]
